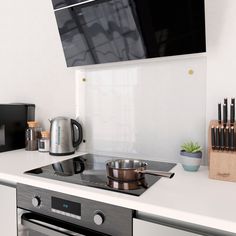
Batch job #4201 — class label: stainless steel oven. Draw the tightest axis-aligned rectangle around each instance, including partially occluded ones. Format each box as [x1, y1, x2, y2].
[17, 184, 133, 236]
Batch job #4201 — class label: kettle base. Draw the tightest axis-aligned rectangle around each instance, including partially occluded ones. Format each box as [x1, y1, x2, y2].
[49, 151, 75, 156]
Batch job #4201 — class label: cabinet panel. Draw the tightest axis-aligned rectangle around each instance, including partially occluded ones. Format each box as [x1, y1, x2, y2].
[133, 218, 200, 236]
[0, 184, 17, 236]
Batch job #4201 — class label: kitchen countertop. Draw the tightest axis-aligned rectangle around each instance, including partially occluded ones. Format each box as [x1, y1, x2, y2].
[0, 150, 236, 234]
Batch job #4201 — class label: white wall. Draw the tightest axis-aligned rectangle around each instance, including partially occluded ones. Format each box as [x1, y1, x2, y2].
[205, 0, 236, 123]
[0, 1, 75, 130]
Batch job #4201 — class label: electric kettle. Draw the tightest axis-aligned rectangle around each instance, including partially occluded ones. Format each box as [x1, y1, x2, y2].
[49, 116, 83, 156]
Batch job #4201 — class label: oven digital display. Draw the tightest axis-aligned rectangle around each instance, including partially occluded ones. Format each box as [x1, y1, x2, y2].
[51, 197, 81, 216]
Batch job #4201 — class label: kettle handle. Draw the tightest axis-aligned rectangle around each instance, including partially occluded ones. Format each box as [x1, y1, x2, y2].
[71, 119, 83, 148]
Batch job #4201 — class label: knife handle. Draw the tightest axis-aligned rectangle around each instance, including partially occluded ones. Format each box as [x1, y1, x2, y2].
[234, 128, 236, 151]
[232, 97, 235, 124]
[230, 104, 235, 125]
[211, 126, 215, 150]
[220, 126, 225, 150]
[231, 97, 235, 106]
[215, 126, 220, 150]
[223, 104, 227, 126]
[218, 103, 222, 124]
[230, 126, 235, 151]
[224, 98, 228, 125]
[225, 126, 229, 151]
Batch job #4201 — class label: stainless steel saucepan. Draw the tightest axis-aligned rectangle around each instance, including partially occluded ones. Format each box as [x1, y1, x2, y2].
[106, 159, 175, 181]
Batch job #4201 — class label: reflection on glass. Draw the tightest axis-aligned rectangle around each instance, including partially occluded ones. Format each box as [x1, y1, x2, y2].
[54, 0, 146, 66]
[53, 0, 206, 67]
[52, 158, 85, 176]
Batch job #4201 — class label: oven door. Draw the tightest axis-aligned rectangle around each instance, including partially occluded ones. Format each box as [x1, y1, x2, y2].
[18, 210, 109, 236]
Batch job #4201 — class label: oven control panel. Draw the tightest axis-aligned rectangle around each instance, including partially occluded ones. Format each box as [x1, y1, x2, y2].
[17, 183, 133, 236]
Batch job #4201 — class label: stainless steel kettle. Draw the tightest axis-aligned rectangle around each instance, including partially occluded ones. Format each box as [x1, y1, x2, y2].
[49, 117, 83, 156]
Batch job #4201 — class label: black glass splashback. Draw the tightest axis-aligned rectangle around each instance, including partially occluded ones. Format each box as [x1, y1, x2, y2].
[25, 154, 176, 196]
[52, 0, 206, 67]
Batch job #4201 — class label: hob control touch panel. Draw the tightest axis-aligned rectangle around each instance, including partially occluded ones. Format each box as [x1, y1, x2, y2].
[17, 184, 133, 236]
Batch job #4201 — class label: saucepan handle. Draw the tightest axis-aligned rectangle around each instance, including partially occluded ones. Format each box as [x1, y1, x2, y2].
[137, 170, 175, 179]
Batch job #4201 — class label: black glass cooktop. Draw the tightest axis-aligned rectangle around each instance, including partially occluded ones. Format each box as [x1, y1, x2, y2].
[25, 154, 176, 196]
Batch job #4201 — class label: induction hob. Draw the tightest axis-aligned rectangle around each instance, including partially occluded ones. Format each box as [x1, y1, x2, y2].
[25, 154, 176, 196]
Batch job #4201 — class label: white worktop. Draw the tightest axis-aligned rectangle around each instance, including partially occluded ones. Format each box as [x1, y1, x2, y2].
[0, 150, 236, 234]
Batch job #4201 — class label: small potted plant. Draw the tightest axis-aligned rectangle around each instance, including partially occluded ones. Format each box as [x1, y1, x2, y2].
[180, 141, 202, 171]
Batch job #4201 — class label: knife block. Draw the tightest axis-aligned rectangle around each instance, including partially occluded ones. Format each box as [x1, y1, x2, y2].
[208, 120, 236, 182]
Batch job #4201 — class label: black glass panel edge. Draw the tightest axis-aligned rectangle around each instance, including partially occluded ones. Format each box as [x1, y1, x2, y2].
[52, 0, 89, 10]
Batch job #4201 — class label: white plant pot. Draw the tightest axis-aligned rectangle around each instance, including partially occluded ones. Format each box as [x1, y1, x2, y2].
[180, 150, 202, 172]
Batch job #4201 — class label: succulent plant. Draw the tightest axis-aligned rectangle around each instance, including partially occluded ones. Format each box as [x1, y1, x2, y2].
[181, 141, 202, 153]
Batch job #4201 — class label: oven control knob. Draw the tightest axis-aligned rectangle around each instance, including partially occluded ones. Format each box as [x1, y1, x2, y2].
[32, 196, 41, 207]
[93, 212, 105, 225]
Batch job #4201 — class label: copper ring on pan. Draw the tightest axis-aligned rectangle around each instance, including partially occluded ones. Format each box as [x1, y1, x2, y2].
[107, 175, 145, 183]
[107, 176, 148, 190]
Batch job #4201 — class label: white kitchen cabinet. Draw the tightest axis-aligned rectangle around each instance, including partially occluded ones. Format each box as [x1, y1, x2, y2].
[0, 184, 17, 236]
[133, 219, 201, 236]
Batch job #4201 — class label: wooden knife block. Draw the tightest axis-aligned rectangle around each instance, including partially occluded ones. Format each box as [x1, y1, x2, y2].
[208, 120, 236, 182]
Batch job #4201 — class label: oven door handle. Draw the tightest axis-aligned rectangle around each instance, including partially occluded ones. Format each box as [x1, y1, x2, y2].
[21, 213, 83, 236]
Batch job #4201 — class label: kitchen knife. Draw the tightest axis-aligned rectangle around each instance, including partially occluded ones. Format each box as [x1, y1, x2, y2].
[211, 126, 215, 150]
[231, 97, 235, 106]
[234, 127, 236, 151]
[218, 103, 222, 124]
[230, 104, 235, 125]
[230, 126, 235, 151]
[225, 126, 229, 151]
[231, 98, 235, 125]
[224, 98, 228, 105]
[220, 126, 225, 150]
[215, 126, 220, 150]
[224, 98, 228, 125]
[223, 104, 227, 126]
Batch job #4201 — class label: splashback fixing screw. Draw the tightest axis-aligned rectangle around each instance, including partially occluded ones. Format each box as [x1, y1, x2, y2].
[82, 78, 86, 82]
[188, 69, 194, 75]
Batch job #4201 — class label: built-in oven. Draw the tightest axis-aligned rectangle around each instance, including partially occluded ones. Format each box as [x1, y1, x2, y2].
[17, 184, 133, 236]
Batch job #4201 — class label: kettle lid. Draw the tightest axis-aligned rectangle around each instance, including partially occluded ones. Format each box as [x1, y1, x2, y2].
[51, 116, 70, 122]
